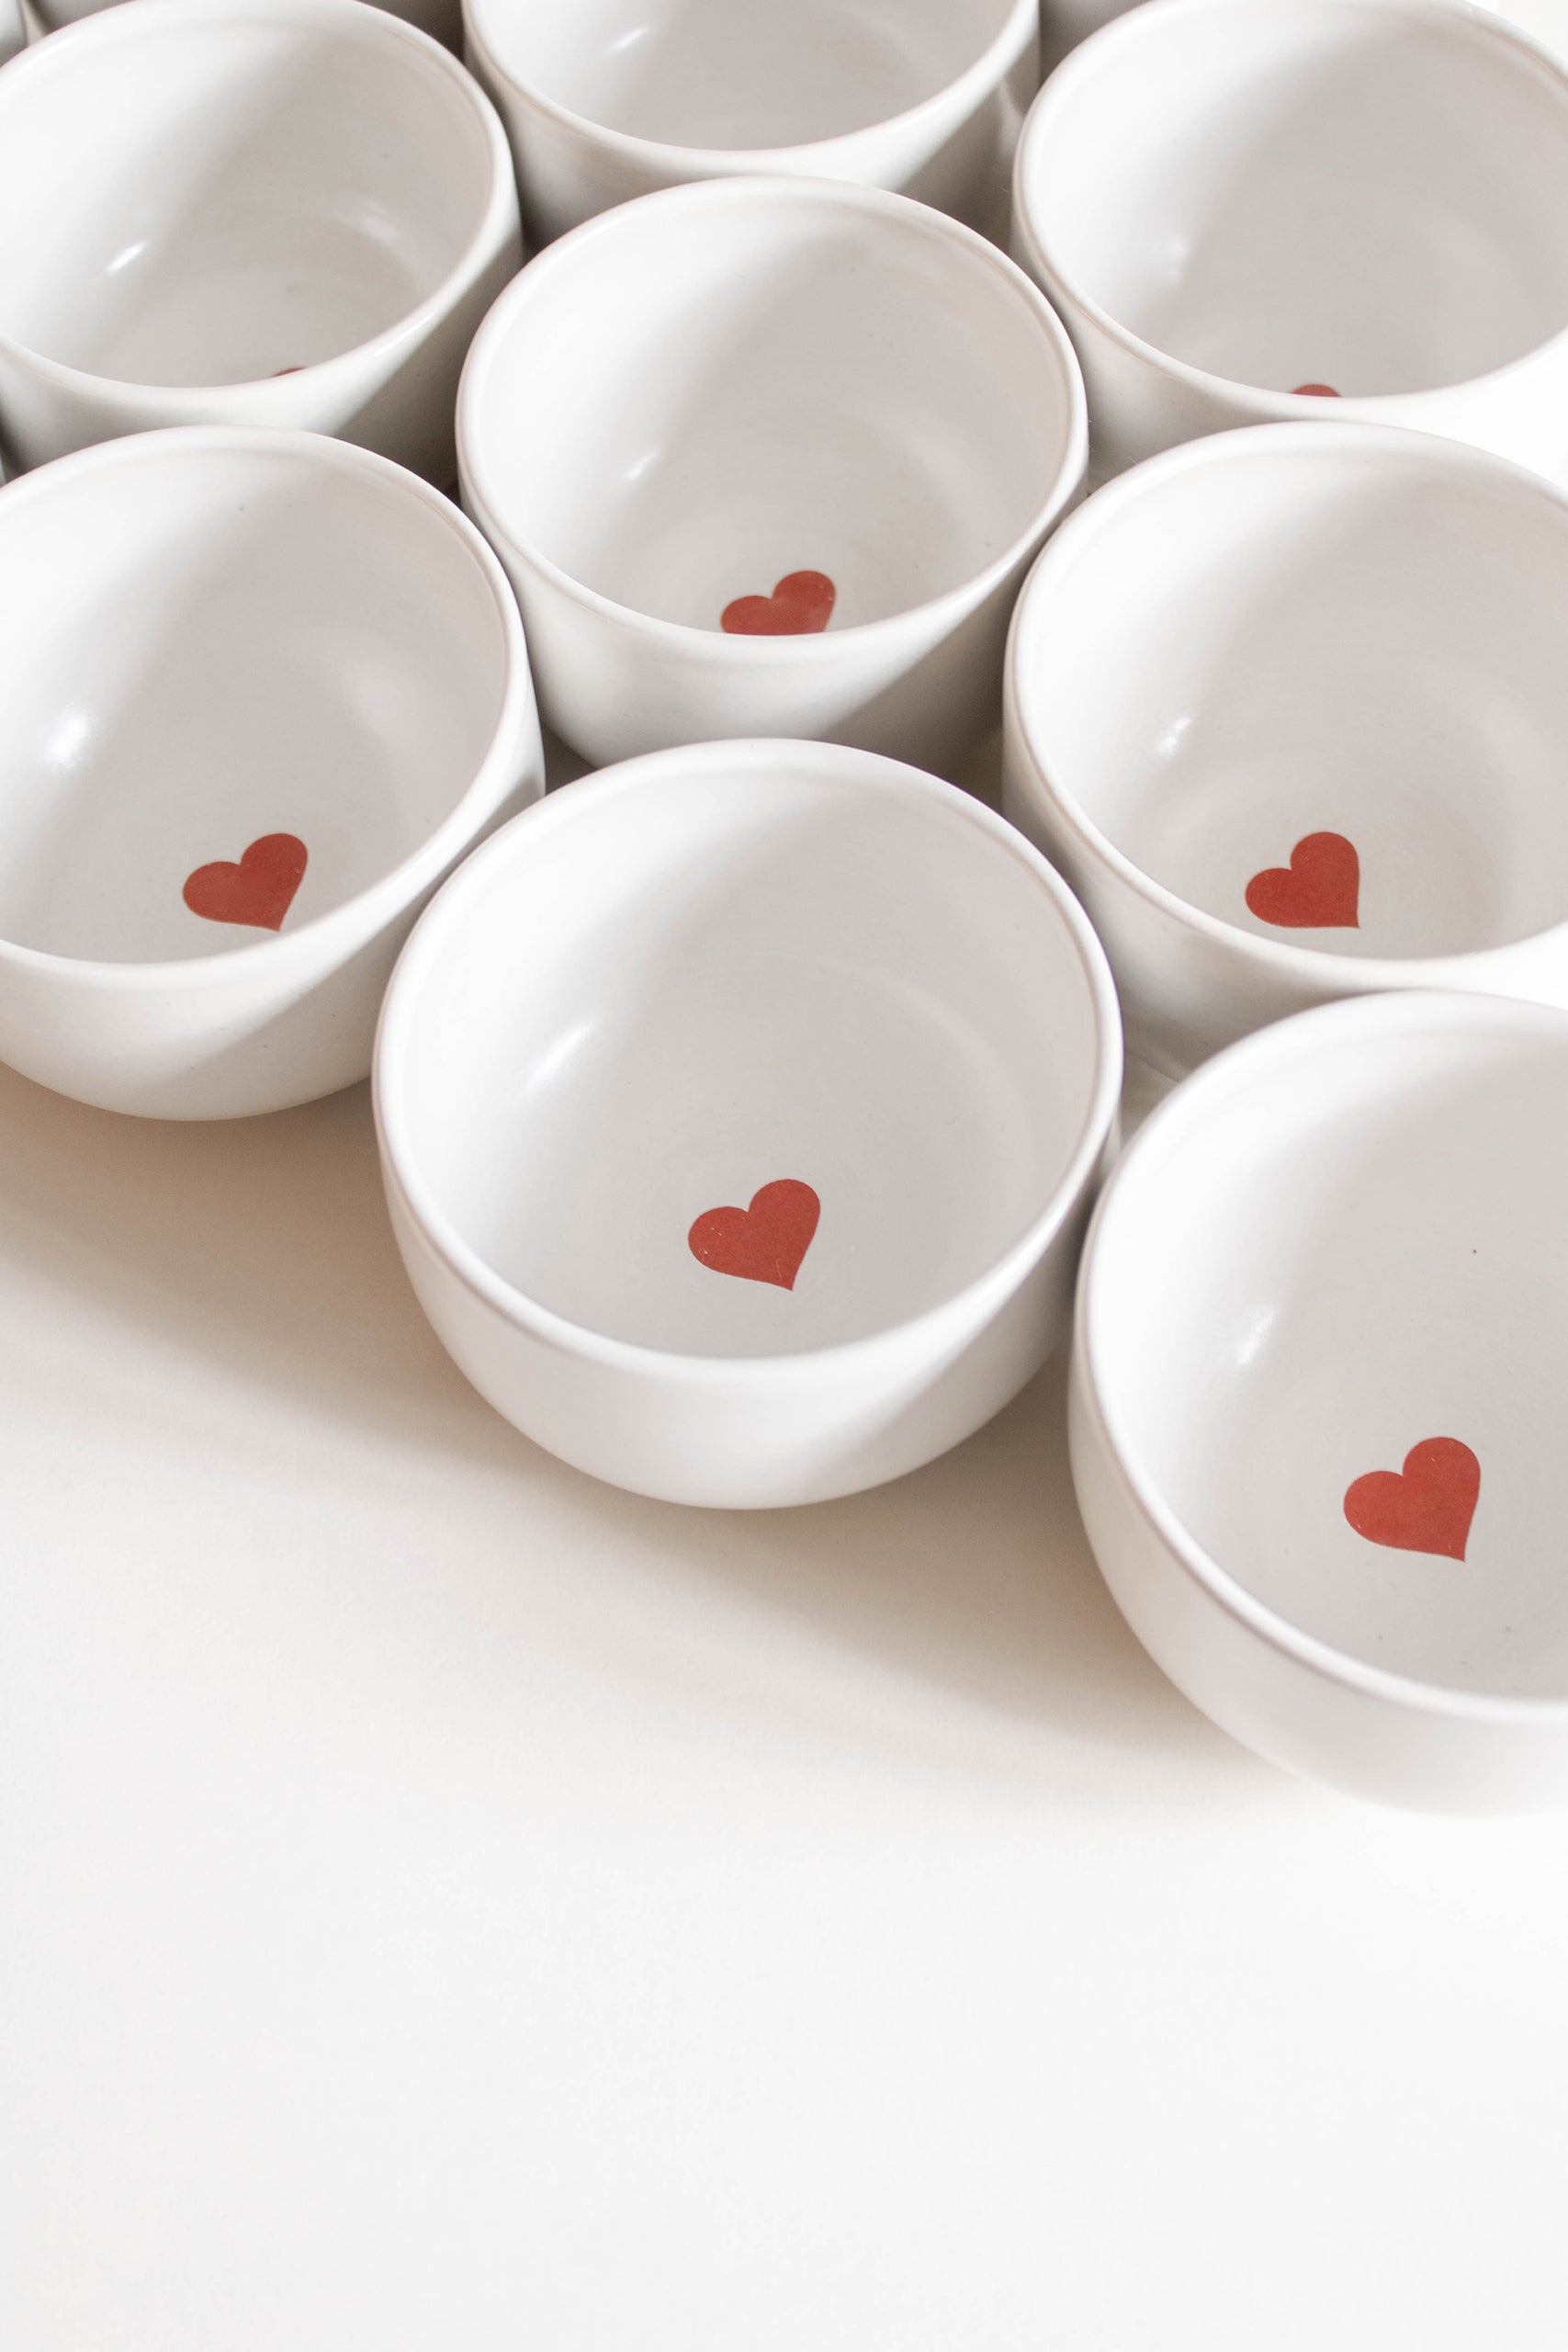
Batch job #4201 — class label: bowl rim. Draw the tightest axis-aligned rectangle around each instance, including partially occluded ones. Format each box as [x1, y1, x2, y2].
[373, 736, 1124, 1380]
[463, 0, 1038, 175]
[1004, 417, 1568, 987]
[0, 424, 536, 988]
[455, 173, 1089, 658]
[0, 0, 518, 402]
[1011, 0, 1568, 414]
[1075, 986, 1568, 1725]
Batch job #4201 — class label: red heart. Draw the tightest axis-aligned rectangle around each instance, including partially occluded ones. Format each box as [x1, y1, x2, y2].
[1343, 1437, 1481, 1562]
[1293, 382, 1339, 396]
[721, 571, 836, 637]
[1245, 831, 1359, 929]
[183, 832, 308, 931]
[688, 1179, 820, 1290]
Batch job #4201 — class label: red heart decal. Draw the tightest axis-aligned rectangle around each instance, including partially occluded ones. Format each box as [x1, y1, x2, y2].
[1293, 382, 1339, 396]
[688, 1179, 820, 1290]
[721, 571, 836, 636]
[1245, 831, 1359, 929]
[183, 832, 308, 931]
[1344, 1437, 1480, 1562]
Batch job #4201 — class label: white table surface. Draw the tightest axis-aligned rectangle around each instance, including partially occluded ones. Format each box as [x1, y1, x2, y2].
[3, 744, 1567, 2352]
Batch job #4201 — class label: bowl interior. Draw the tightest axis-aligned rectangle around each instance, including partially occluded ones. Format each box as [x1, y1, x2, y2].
[1024, 0, 1568, 395]
[389, 752, 1103, 1357]
[1090, 1004, 1568, 1697]
[0, 440, 511, 963]
[1013, 435, 1568, 959]
[0, 9, 494, 385]
[477, 0, 1018, 150]
[467, 189, 1073, 632]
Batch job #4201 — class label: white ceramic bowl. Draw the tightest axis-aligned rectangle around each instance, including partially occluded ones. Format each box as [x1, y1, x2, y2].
[1003, 422, 1568, 1076]
[30, 0, 463, 47]
[464, 0, 1039, 246]
[1073, 989, 1568, 1813]
[0, 0, 520, 483]
[1013, 0, 1568, 482]
[458, 176, 1088, 775]
[375, 740, 1122, 1508]
[0, 427, 542, 1119]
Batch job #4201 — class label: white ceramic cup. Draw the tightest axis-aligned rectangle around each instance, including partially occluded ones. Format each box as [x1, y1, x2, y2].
[0, 0, 521, 484]
[458, 176, 1088, 775]
[1012, 0, 1568, 484]
[464, 0, 1039, 248]
[1074, 988, 1568, 1813]
[29, 0, 462, 48]
[1003, 421, 1568, 1078]
[375, 739, 1122, 1509]
[0, 427, 542, 1120]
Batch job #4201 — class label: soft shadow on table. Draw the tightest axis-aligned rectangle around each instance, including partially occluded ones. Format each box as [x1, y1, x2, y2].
[0, 1056, 1229, 1778]
[676, 1346, 1227, 1768]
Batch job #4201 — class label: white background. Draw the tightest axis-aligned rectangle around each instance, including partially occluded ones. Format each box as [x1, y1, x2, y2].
[2, 1009, 1566, 2349]
[5, 0, 1568, 2324]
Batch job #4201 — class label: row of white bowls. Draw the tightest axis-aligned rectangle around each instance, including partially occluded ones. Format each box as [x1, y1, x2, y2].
[7, 407, 1568, 1817]
[3, 0, 1568, 1812]
[6, 0, 1568, 493]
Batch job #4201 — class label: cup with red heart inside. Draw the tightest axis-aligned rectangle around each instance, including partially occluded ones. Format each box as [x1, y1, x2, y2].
[0, 425, 541, 1118]
[1072, 988, 1568, 1812]
[374, 737, 1122, 1507]
[457, 175, 1087, 777]
[1012, 0, 1568, 485]
[0, 0, 520, 486]
[1003, 420, 1568, 1076]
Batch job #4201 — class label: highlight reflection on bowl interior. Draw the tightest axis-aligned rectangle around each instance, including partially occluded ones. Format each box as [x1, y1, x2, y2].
[1019, 0, 1568, 399]
[0, 0, 503, 392]
[468, 0, 1028, 150]
[0, 440, 515, 966]
[463, 186, 1074, 635]
[386, 752, 1108, 1353]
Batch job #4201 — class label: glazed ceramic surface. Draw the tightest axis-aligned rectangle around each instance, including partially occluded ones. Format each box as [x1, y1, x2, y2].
[465, 0, 1038, 245]
[1004, 422, 1568, 1075]
[29, 0, 463, 47]
[458, 177, 1087, 775]
[1073, 989, 1568, 1812]
[1013, 0, 1568, 482]
[376, 740, 1122, 1508]
[0, 427, 541, 1118]
[0, 0, 520, 483]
